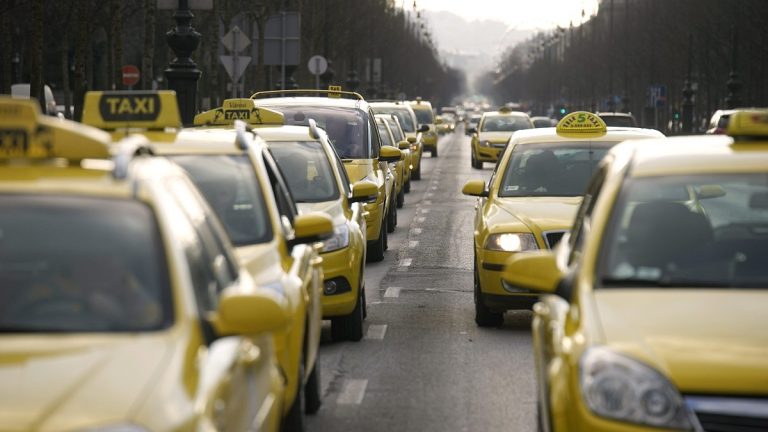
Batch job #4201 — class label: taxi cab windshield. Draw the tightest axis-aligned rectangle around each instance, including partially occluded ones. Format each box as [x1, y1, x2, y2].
[268, 141, 340, 203]
[171, 155, 273, 246]
[480, 116, 532, 132]
[372, 107, 415, 132]
[601, 173, 768, 289]
[0, 196, 172, 333]
[499, 142, 615, 197]
[262, 105, 371, 159]
[413, 108, 434, 125]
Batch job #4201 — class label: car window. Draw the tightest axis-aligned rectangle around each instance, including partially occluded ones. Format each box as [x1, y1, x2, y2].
[377, 121, 394, 147]
[269, 141, 340, 203]
[600, 173, 768, 288]
[263, 150, 298, 227]
[601, 116, 636, 127]
[568, 163, 609, 265]
[480, 116, 532, 132]
[171, 155, 273, 246]
[371, 107, 415, 132]
[499, 141, 616, 197]
[0, 195, 172, 332]
[413, 107, 434, 124]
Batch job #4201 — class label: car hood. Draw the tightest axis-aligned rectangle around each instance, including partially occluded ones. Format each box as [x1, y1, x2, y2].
[478, 132, 514, 142]
[343, 160, 376, 184]
[491, 196, 581, 234]
[593, 290, 768, 395]
[0, 334, 172, 430]
[297, 200, 346, 226]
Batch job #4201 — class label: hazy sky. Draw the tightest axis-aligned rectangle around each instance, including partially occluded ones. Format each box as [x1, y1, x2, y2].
[400, 0, 600, 29]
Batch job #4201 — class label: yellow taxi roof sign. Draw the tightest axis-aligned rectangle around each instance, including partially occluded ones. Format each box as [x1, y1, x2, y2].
[82, 90, 181, 130]
[328, 85, 342, 99]
[193, 99, 285, 126]
[726, 109, 768, 139]
[556, 111, 607, 138]
[0, 97, 111, 161]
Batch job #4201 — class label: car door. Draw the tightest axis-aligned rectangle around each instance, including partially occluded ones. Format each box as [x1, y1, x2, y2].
[167, 175, 279, 431]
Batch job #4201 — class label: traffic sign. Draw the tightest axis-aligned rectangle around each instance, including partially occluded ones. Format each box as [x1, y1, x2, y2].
[648, 85, 667, 108]
[221, 25, 251, 54]
[307, 55, 328, 76]
[220, 55, 251, 83]
[121, 65, 140, 87]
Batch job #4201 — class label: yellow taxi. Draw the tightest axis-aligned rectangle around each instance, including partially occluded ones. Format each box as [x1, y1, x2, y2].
[377, 112, 414, 195]
[82, 91, 333, 430]
[469, 107, 534, 169]
[370, 100, 424, 180]
[249, 89, 404, 262]
[0, 97, 293, 431]
[194, 98, 378, 342]
[502, 109, 768, 431]
[375, 114, 410, 209]
[410, 98, 439, 157]
[462, 112, 663, 326]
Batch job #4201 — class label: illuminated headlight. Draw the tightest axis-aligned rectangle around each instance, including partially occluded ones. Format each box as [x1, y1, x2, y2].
[322, 224, 350, 252]
[80, 424, 150, 432]
[580, 347, 693, 429]
[484, 233, 538, 252]
[480, 140, 491, 147]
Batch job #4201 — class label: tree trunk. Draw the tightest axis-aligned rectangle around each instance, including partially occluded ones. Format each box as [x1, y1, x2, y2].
[1, 6, 12, 93]
[29, 0, 44, 111]
[61, 30, 72, 119]
[73, 0, 90, 121]
[209, 0, 221, 106]
[142, 0, 156, 90]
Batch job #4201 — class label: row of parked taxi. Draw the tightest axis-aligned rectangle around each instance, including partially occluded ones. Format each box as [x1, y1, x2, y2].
[0, 89, 440, 431]
[461, 108, 768, 431]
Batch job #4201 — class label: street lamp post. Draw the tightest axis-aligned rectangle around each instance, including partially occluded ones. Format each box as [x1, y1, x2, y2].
[164, 0, 202, 125]
[681, 34, 695, 134]
[725, 27, 742, 109]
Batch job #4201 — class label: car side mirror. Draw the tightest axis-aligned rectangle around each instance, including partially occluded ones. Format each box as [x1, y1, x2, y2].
[461, 179, 488, 197]
[379, 145, 402, 162]
[350, 180, 378, 203]
[213, 288, 290, 335]
[407, 136, 417, 144]
[418, 124, 429, 133]
[501, 251, 562, 296]
[291, 212, 334, 246]
[467, 127, 477, 134]
[398, 140, 410, 150]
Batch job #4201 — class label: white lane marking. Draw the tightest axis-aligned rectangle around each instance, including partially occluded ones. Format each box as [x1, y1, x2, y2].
[384, 287, 401, 298]
[412, 227, 423, 235]
[399, 258, 413, 268]
[337, 379, 368, 405]
[424, 200, 432, 205]
[365, 324, 388, 340]
[416, 216, 426, 223]
[430, 185, 438, 191]
[427, 192, 434, 198]
[409, 240, 419, 248]
[421, 208, 430, 214]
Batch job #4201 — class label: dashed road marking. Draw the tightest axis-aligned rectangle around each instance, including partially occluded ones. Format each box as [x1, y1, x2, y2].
[430, 185, 438, 191]
[416, 216, 426, 223]
[365, 324, 388, 340]
[409, 240, 419, 248]
[424, 200, 432, 205]
[421, 208, 430, 214]
[427, 192, 434, 198]
[337, 379, 368, 405]
[399, 258, 413, 268]
[412, 227, 423, 235]
[384, 287, 401, 298]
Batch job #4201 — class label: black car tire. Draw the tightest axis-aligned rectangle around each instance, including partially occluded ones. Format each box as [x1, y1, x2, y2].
[474, 256, 504, 327]
[331, 289, 364, 342]
[305, 361, 322, 414]
[366, 217, 386, 262]
[282, 358, 307, 432]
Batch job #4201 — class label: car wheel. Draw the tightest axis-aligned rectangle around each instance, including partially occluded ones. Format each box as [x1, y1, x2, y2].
[396, 186, 405, 208]
[472, 153, 482, 169]
[282, 357, 307, 432]
[412, 163, 421, 180]
[366, 217, 386, 262]
[386, 195, 397, 233]
[432, 146, 438, 157]
[331, 289, 364, 342]
[361, 281, 368, 319]
[474, 255, 503, 327]
[305, 360, 322, 414]
[404, 178, 411, 193]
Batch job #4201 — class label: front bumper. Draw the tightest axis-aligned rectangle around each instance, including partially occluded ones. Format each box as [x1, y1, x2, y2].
[477, 249, 538, 311]
[475, 145, 505, 162]
[320, 245, 363, 317]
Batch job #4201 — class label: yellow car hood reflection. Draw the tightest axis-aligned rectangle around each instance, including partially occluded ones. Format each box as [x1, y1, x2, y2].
[478, 132, 514, 143]
[493, 197, 582, 233]
[0, 334, 171, 430]
[343, 160, 376, 183]
[594, 290, 768, 395]
[236, 243, 284, 285]
[298, 200, 346, 225]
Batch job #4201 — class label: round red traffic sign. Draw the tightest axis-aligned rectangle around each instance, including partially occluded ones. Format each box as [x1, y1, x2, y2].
[121, 65, 140, 87]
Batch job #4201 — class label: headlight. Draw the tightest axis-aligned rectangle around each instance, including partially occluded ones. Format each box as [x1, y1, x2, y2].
[81, 424, 150, 432]
[580, 347, 693, 429]
[480, 140, 491, 147]
[484, 233, 538, 252]
[322, 224, 350, 252]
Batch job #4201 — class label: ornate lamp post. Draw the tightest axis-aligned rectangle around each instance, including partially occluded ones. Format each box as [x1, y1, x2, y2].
[725, 28, 742, 109]
[164, 0, 202, 125]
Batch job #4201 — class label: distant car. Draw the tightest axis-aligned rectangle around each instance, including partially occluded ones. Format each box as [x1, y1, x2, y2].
[596, 111, 638, 127]
[531, 116, 556, 128]
[465, 114, 482, 136]
[11, 83, 58, 116]
[706, 109, 738, 134]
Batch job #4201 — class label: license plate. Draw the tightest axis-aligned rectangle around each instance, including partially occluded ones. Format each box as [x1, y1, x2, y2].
[0, 129, 29, 157]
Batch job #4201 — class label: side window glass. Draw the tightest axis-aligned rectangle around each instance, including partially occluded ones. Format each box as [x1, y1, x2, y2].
[568, 163, 608, 265]
[263, 152, 297, 226]
[368, 112, 381, 158]
[333, 150, 352, 195]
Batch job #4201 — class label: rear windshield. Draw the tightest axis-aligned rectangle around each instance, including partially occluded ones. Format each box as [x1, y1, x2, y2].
[372, 107, 416, 132]
[499, 141, 617, 197]
[413, 107, 434, 125]
[172, 155, 273, 246]
[264, 105, 371, 159]
[269, 141, 340, 203]
[601, 116, 636, 127]
[0, 195, 172, 333]
[481, 115, 532, 132]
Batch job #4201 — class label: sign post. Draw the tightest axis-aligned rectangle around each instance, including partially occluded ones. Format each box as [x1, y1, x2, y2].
[121, 65, 141, 89]
[307, 55, 328, 90]
[220, 25, 251, 98]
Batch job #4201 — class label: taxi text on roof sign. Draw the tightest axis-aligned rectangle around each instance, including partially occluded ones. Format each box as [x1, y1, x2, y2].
[193, 99, 285, 126]
[328, 85, 342, 99]
[82, 90, 181, 130]
[0, 97, 111, 161]
[726, 109, 768, 139]
[556, 111, 607, 138]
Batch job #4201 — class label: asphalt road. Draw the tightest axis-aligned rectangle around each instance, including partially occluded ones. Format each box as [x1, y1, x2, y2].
[308, 128, 537, 431]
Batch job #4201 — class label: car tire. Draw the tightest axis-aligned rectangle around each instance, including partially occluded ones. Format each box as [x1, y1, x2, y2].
[432, 146, 438, 157]
[282, 358, 307, 432]
[396, 186, 405, 208]
[366, 217, 386, 262]
[386, 195, 397, 233]
[404, 178, 411, 193]
[305, 361, 322, 414]
[331, 289, 364, 342]
[412, 163, 421, 180]
[474, 256, 504, 327]
[472, 153, 482, 169]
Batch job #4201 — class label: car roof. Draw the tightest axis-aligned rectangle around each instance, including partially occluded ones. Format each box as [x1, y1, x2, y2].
[596, 112, 635, 117]
[252, 95, 368, 111]
[483, 110, 529, 118]
[510, 126, 664, 145]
